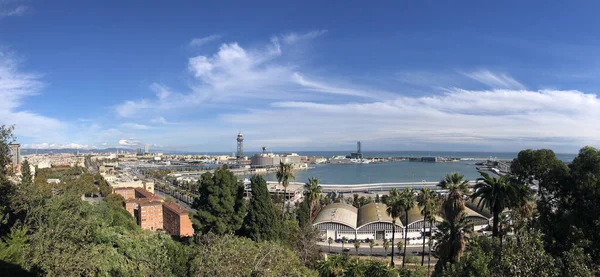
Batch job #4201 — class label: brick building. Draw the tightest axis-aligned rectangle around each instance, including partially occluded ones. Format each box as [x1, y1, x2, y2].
[117, 187, 193, 237]
[114, 187, 136, 200]
[139, 200, 163, 231]
[162, 202, 194, 237]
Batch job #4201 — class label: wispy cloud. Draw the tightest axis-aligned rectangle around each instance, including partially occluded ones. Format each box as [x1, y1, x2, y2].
[23, 143, 96, 149]
[222, 88, 600, 152]
[0, 53, 67, 140]
[0, 6, 26, 18]
[282, 30, 327, 44]
[189, 34, 221, 47]
[116, 33, 380, 117]
[150, 116, 168, 124]
[121, 122, 151, 130]
[461, 70, 526, 90]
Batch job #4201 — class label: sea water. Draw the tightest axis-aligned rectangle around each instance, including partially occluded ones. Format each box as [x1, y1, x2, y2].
[254, 151, 576, 184]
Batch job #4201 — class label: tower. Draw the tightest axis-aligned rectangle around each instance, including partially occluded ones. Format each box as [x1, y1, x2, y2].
[236, 132, 244, 159]
[8, 143, 21, 166]
[144, 144, 149, 154]
[357, 141, 362, 155]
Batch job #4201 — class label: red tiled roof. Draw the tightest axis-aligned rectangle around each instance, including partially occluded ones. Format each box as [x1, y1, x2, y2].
[162, 202, 189, 215]
[134, 187, 159, 200]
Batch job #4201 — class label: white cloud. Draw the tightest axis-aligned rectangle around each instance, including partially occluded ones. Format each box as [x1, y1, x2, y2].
[23, 143, 96, 149]
[461, 70, 526, 90]
[0, 5, 27, 18]
[221, 88, 600, 152]
[150, 116, 167, 124]
[115, 34, 385, 117]
[189, 34, 221, 47]
[115, 99, 150, 117]
[121, 123, 151, 130]
[118, 139, 142, 146]
[149, 83, 172, 100]
[0, 53, 67, 140]
[282, 30, 327, 44]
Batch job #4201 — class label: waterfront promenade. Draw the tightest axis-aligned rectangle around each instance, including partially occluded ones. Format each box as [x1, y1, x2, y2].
[266, 180, 478, 193]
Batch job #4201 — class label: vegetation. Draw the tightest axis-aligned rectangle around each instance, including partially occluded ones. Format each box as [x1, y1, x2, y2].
[435, 173, 471, 272]
[239, 175, 280, 241]
[385, 188, 404, 267]
[316, 254, 427, 277]
[417, 187, 438, 266]
[276, 161, 295, 215]
[472, 172, 529, 238]
[399, 188, 415, 267]
[192, 167, 246, 235]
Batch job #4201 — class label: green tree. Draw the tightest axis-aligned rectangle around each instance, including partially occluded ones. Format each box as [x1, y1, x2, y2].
[0, 125, 16, 237]
[369, 239, 375, 257]
[20, 160, 32, 187]
[190, 233, 317, 277]
[303, 176, 322, 222]
[438, 173, 469, 223]
[105, 193, 125, 209]
[436, 172, 470, 269]
[383, 239, 390, 259]
[472, 172, 529, 238]
[385, 188, 404, 267]
[354, 240, 361, 255]
[417, 187, 437, 266]
[433, 214, 473, 273]
[399, 188, 415, 268]
[192, 167, 246, 235]
[240, 175, 279, 242]
[342, 236, 348, 249]
[276, 161, 295, 216]
[296, 198, 311, 227]
[328, 237, 333, 253]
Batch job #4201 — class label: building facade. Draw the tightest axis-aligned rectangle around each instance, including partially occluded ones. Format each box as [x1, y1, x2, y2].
[138, 201, 163, 231]
[162, 202, 194, 237]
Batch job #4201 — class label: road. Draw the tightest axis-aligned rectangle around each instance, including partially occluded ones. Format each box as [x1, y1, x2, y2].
[319, 244, 438, 262]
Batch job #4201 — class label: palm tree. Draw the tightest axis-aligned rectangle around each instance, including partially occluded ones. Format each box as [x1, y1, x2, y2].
[385, 188, 403, 267]
[276, 161, 295, 216]
[438, 172, 470, 223]
[316, 254, 349, 277]
[304, 177, 322, 222]
[472, 172, 527, 237]
[382, 239, 390, 259]
[417, 188, 437, 266]
[341, 236, 348, 250]
[328, 237, 333, 253]
[436, 173, 470, 268]
[433, 213, 473, 269]
[369, 240, 375, 257]
[354, 241, 361, 255]
[364, 259, 393, 277]
[396, 240, 403, 258]
[399, 188, 415, 268]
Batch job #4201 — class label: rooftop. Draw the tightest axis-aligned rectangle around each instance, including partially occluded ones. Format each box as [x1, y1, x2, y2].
[357, 203, 398, 228]
[313, 203, 358, 229]
[162, 202, 189, 215]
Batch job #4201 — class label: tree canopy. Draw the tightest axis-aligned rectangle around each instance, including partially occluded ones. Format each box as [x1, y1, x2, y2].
[192, 167, 246, 235]
[240, 175, 280, 241]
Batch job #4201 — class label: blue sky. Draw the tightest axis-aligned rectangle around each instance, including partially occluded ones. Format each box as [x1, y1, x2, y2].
[1, 0, 600, 153]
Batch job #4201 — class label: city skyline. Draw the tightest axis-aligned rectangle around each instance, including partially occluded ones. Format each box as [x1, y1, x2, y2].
[2, 1, 600, 153]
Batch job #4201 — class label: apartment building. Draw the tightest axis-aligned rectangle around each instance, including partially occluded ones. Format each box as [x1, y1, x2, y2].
[162, 202, 194, 237]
